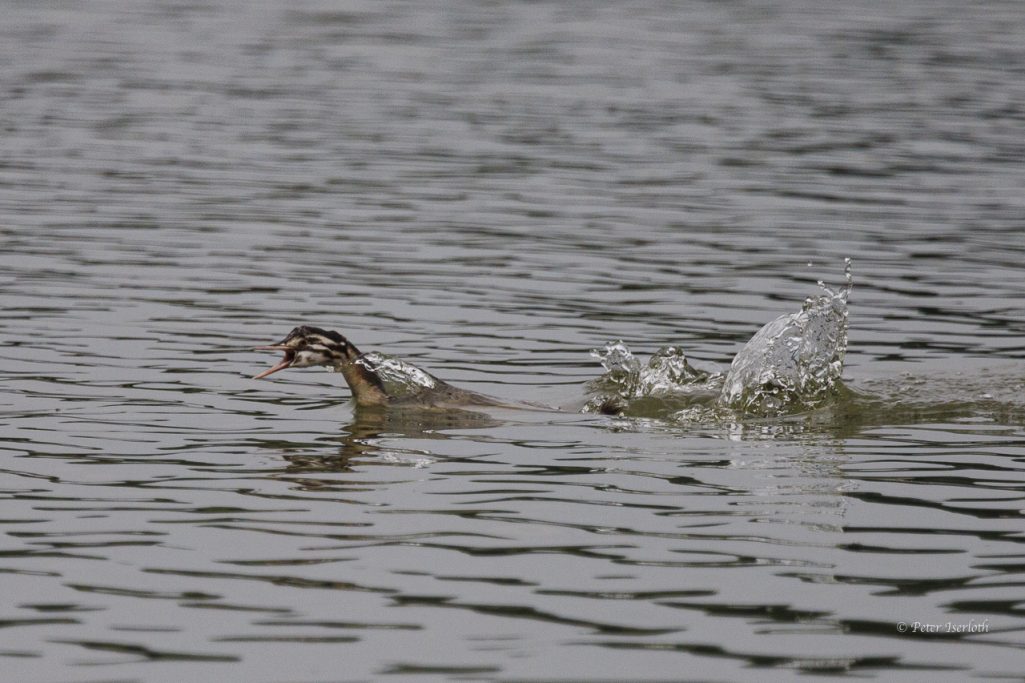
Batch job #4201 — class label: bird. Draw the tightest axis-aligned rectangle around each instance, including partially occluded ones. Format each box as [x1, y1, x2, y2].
[253, 325, 507, 409]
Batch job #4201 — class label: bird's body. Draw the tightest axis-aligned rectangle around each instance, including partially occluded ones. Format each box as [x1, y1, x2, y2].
[254, 326, 508, 409]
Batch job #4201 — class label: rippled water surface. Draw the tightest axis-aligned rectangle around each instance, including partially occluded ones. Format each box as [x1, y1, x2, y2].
[3, 1, 1025, 680]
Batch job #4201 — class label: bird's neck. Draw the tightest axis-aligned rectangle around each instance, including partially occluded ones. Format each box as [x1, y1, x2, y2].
[334, 343, 390, 407]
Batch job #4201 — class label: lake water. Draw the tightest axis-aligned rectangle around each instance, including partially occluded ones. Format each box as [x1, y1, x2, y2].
[2, 1, 1025, 680]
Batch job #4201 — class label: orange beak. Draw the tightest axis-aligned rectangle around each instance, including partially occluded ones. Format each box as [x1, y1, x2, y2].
[253, 345, 295, 379]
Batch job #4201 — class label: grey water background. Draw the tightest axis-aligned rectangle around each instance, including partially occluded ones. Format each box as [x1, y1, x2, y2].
[2, 0, 1025, 680]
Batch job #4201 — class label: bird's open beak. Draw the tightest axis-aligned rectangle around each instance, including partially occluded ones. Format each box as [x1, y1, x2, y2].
[253, 344, 295, 379]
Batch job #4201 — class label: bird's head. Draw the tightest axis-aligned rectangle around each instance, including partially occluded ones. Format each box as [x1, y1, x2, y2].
[253, 326, 356, 379]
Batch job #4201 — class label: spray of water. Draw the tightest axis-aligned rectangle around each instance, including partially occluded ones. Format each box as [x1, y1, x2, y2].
[352, 351, 440, 400]
[584, 260, 853, 419]
[583, 342, 722, 415]
[720, 258, 852, 414]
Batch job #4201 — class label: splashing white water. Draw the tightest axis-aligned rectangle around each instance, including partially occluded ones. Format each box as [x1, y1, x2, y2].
[352, 352, 439, 399]
[719, 258, 852, 414]
[584, 260, 853, 418]
[583, 342, 721, 414]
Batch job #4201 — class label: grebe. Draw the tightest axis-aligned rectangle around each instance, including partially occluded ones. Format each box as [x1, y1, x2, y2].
[254, 325, 506, 409]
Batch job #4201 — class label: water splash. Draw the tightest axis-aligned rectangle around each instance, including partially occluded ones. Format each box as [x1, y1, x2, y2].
[719, 258, 852, 415]
[585, 341, 640, 400]
[584, 260, 854, 419]
[351, 352, 440, 400]
[583, 342, 722, 415]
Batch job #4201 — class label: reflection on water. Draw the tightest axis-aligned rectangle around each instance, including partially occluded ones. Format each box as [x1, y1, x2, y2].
[279, 405, 504, 477]
[2, 0, 1025, 680]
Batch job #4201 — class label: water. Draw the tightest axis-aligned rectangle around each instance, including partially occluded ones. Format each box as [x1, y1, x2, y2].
[3, 1, 1025, 680]
[584, 341, 721, 417]
[585, 259, 855, 418]
[718, 259, 852, 413]
[355, 353, 440, 397]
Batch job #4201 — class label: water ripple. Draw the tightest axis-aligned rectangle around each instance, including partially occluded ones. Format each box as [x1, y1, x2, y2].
[2, 0, 1025, 679]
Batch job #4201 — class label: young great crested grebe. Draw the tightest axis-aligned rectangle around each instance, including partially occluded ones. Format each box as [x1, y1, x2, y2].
[254, 326, 507, 409]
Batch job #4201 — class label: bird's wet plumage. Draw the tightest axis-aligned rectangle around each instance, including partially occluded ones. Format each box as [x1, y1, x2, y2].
[254, 326, 505, 409]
